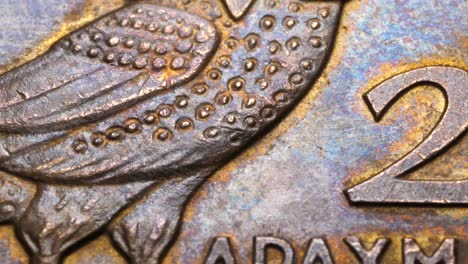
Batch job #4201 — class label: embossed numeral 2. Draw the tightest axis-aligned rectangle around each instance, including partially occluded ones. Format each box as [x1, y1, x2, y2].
[347, 66, 467, 204]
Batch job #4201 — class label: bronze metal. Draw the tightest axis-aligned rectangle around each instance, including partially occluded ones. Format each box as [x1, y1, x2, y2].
[347, 66, 467, 204]
[0, 0, 466, 263]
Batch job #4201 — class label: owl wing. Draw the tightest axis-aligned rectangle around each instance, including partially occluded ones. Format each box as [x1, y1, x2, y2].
[0, 3, 218, 133]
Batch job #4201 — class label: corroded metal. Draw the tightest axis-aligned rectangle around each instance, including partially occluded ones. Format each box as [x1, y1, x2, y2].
[347, 66, 468, 204]
[0, 0, 343, 263]
[0, 0, 466, 264]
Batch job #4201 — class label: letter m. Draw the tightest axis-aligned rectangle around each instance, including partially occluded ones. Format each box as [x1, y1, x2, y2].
[404, 238, 455, 264]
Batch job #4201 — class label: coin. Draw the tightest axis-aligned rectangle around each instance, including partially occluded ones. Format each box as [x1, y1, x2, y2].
[0, 0, 466, 264]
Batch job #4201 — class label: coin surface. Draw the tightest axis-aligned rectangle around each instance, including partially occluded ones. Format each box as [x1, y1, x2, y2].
[0, 0, 466, 264]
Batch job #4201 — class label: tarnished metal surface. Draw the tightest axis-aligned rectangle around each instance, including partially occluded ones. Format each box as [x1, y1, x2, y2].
[0, 0, 466, 263]
[347, 66, 467, 204]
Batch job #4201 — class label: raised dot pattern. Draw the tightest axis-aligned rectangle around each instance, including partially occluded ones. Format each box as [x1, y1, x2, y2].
[58, 4, 217, 76]
[179, 1, 337, 147]
[71, 1, 338, 154]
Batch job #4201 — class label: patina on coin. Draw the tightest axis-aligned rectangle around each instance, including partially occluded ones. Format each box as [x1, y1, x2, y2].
[0, 0, 466, 264]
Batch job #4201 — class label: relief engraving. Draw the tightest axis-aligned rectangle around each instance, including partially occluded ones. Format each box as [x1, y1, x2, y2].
[303, 238, 334, 264]
[204, 237, 237, 264]
[0, 0, 344, 263]
[403, 238, 455, 264]
[345, 236, 389, 264]
[254, 236, 295, 264]
[1, 1, 465, 263]
[347, 66, 468, 204]
[207, 236, 458, 264]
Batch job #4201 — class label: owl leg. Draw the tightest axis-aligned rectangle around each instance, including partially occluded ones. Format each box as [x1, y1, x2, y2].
[110, 169, 213, 264]
[0, 172, 35, 224]
[17, 182, 153, 264]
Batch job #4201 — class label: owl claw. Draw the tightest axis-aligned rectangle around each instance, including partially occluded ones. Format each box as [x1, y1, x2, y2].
[112, 225, 132, 253]
[110, 172, 211, 263]
[111, 217, 176, 264]
[31, 254, 60, 264]
[0, 173, 35, 223]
